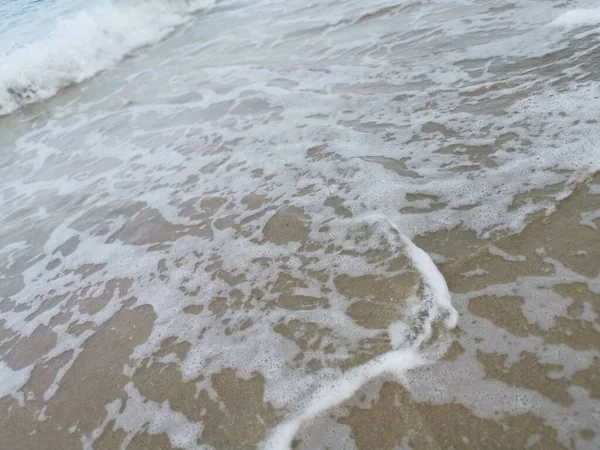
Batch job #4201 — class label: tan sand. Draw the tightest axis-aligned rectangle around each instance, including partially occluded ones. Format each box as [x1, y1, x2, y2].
[1, 172, 598, 449]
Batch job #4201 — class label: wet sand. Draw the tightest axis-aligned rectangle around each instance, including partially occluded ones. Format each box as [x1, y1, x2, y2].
[2, 1, 600, 448]
[304, 172, 600, 450]
[1, 171, 598, 449]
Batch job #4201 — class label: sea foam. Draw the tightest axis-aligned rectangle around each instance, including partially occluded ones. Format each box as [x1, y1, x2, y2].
[551, 8, 600, 30]
[0, 0, 215, 116]
[261, 225, 457, 449]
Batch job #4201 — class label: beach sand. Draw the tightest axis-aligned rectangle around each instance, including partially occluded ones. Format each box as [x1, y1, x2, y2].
[1, 170, 598, 449]
[2, 1, 600, 448]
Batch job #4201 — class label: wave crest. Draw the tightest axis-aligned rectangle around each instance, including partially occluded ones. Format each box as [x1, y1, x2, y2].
[551, 8, 600, 30]
[0, 0, 215, 116]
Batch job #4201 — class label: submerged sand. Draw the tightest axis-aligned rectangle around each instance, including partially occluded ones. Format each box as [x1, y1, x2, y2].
[1, 171, 599, 449]
[2, 1, 600, 448]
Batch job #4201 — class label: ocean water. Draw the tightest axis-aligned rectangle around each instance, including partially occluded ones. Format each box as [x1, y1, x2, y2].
[1, 0, 600, 448]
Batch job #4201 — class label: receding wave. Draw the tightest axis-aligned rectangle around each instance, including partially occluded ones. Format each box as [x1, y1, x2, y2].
[0, 0, 215, 116]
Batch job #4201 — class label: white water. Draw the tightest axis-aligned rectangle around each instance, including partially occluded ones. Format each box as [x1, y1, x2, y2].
[262, 226, 457, 449]
[1, 0, 600, 448]
[0, 0, 215, 115]
[262, 349, 425, 450]
[551, 8, 600, 30]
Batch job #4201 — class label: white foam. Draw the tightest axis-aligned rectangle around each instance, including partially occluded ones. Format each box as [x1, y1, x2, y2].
[0, 0, 215, 116]
[259, 225, 457, 448]
[488, 245, 527, 262]
[388, 320, 410, 349]
[0, 361, 31, 405]
[580, 210, 600, 230]
[398, 230, 459, 329]
[85, 383, 203, 450]
[462, 267, 489, 278]
[551, 8, 600, 31]
[260, 349, 425, 450]
[2, 0, 600, 446]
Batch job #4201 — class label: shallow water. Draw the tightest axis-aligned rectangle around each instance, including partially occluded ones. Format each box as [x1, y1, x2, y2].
[1, 0, 600, 448]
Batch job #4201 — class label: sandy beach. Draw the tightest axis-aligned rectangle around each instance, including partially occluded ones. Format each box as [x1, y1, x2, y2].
[2, 166, 599, 449]
[2, 0, 600, 448]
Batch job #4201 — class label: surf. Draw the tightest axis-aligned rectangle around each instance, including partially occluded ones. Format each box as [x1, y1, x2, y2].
[0, 0, 215, 116]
